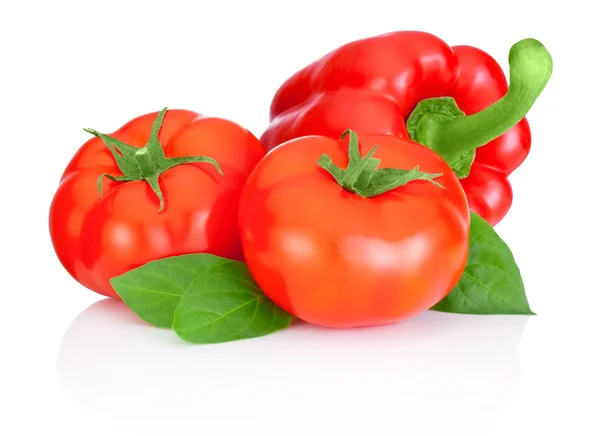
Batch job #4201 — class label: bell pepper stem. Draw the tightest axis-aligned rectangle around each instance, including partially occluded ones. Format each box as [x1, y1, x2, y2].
[408, 38, 552, 169]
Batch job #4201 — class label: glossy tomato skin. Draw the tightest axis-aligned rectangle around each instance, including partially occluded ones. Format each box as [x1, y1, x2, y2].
[50, 110, 265, 298]
[239, 134, 470, 328]
[261, 31, 533, 226]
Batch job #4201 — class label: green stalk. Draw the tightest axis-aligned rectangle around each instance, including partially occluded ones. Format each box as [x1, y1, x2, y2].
[407, 38, 553, 177]
[85, 108, 223, 212]
[318, 130, 444, 197]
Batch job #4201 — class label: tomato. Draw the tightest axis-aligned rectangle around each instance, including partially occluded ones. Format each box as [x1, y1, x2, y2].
[239, 131, 470, 328]
[49, 108, 265, 298]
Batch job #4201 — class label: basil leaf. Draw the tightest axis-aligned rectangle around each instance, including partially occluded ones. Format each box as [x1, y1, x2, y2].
[431, 211, 535, 315]
[173, 261, 292, 344]
[110, 254, 229, 328]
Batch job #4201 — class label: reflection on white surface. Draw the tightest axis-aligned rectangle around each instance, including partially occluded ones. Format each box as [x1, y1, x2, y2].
[57, 298, 529, 427]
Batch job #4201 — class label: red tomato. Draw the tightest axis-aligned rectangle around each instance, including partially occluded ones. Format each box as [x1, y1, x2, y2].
[239, 132, 470, 328]
[49, 109, 265, 298]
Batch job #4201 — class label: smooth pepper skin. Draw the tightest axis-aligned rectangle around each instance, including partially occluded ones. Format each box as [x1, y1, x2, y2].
[49, 110, 265, 298]
[239, 134, 470, 328]
[261, 31, 532, 226]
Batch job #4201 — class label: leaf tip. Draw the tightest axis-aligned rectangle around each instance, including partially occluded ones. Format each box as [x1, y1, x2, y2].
[340, 129, 353, 139]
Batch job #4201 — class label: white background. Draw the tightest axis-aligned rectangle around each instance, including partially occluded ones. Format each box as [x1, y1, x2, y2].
[1, 1, 598, 435]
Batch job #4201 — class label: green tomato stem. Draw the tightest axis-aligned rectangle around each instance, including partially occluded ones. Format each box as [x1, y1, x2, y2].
[85, 108, 223, 212]
[318, 130, 444, 197]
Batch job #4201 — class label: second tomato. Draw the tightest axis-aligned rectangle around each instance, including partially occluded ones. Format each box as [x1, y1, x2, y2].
[50, 109, 265, 298]
[239, 131, 470, 328]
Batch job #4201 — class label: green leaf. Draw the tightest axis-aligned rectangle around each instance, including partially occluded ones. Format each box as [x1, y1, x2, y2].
[110, 254, 229, 328]
[431, 212, 535, 315]
[173, 261, 292, 344]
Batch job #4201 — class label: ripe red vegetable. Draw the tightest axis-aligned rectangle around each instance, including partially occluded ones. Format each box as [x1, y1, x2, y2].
[261, 32, 552, 226]
[239, 130, 470, 328]
[49, 108, 265, 298]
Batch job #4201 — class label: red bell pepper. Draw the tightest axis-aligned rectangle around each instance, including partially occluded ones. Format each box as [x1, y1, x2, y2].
[260, 31, 552, 226]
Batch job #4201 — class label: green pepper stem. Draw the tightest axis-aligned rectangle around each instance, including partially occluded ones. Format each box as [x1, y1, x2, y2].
[409, 38, 552, 165]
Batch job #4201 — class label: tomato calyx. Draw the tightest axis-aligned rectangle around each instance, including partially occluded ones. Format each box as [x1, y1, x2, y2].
[84, 108, 223, 212]
[407, 38, 553, 178]
[317, 130, 445, 197]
